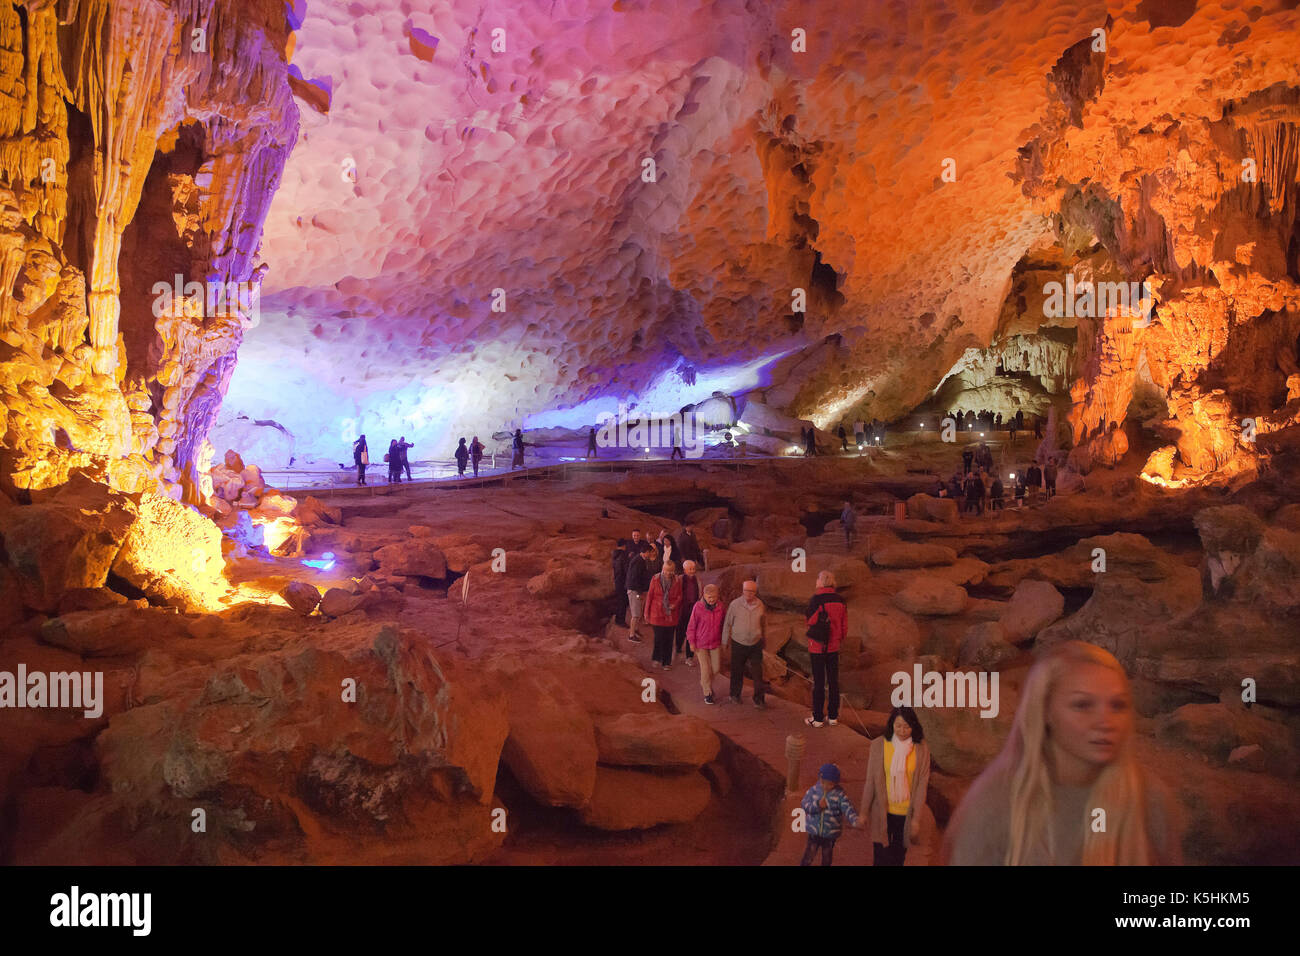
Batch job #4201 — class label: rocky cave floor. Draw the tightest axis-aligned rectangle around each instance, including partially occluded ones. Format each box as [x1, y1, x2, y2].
[2, 431, 1299, 865]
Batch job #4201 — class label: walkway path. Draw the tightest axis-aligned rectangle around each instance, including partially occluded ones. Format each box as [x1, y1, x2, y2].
[604, 620, 937, 866]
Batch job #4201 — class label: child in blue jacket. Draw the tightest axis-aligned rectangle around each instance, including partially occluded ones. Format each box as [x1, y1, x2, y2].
[800, 763, 863, 865]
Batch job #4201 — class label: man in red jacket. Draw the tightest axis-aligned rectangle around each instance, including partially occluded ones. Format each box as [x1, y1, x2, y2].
[805, 570, 848, 728]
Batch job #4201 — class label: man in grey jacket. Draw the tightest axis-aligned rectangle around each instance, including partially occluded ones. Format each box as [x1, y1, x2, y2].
[722, 579, 767, 708]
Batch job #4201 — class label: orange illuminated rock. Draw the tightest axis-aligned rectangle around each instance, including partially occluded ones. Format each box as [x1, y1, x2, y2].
[577, 767, 712, 831]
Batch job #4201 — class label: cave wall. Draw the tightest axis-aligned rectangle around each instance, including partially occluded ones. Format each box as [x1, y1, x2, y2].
[1020, 28, 1300, 482]
[1, 0, 298, 499]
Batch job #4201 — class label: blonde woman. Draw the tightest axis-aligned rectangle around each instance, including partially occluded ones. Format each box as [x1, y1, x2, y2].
[861, 707, 930, 865]
[942, 641, 1180, 865]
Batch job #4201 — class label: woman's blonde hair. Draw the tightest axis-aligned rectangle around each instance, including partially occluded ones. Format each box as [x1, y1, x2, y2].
[1003, 641, 1151, 865]
[661, 560, 677, 576]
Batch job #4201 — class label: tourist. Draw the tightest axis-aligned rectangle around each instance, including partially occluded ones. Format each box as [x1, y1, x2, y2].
[353, 434, 369, 485]
[963, 469, 985, 516]
[722, 579, 767, 708]
[387, 439, 401, 483]
[1013, 471, 1027, 505]
[978, 442, 993, 472]
[1008, 418, 1017, 443]
[837, 424, 848, 452]
[678, 523, 704, 567]
[804, 426, 817, 457]
[470, 435, 485, 476]
[611, 539, 630, 628]
[646, 558, 683, 669]
[804, 570, 847, 728]
[1034, 416, 1043, 439]
[656, 528, 677, 566]
[947, 472, 963, 500]
[511, 428, 527, 469]
[670, 419, 684, 460]
[687, 583, 726, 703]
[1044, 458, 1058, 499]
[854, 419, 866, 447]
[644, 542, 662, 576]
[624, 542, 651, 644]
[961, 447, 974, 475]
[396, 436, 414, 481]
[587, 427, 598, 460]
[674, 559, 700, 666]
[800, 763, 863, 866]
[1026, 461, 1043, 502]
[840, 500, 857, 549]
[630, 528, 651, 554]
[942, 641, 1180, 865]
[995, 412, 1003, 430]
[861, 706, 931, 866]
[454, 438, 469, 476]
[990, 473, 1005, 511]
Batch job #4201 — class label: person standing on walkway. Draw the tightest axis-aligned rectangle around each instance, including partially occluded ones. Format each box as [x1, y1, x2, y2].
[1044, 458, 1058, 499]
[454, 438, 469, 476]
[1026, 461, 1043, 503]
[862, 706, 931, 866]
[800, 763, 863, 866]
[387, 439, 401, 483]
[611, 539, 630, 628]
[678, 523, 703, 567]
[396, 436, 414, 481]
[674, 559, 700, 666]
[511, 428, 527, 469]
[837, 424, 848, 452]
[470, 435, 485, 476]
[804, 426, 817, 457]
[804, 570, 847, 729]
[624, 543, 651, 644]
[990, 473, 1005, 511]
[840, 501, 857, 550]
[587, 427, 598, 460]
[646, 559, 683, 669]
[722, 579, 767, 708]
[353, 434, 369, 485]
[686, 583, 725, 704]
[854, 419, 866, 448]
[961, 446, 974, 475]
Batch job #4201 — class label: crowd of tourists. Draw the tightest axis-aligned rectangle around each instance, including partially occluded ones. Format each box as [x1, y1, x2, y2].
[932, 440, 1059, 516]
[609, 520, 1177, 867]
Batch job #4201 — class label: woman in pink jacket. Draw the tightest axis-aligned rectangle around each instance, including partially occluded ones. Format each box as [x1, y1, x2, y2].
[646, 560, 684, 670]
[686, 583, 725, 704]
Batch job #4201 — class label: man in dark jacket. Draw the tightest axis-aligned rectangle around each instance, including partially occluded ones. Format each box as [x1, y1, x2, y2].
[990, 475, 1005, 511]
[678, 524, 704, 567]
[961, 447, 974, 475]
[612, 540, 630, 628]
[964, 471, 985, 515]
[396, 436, 414, 481]
[804, 571, 848, 728]
[624, 545, 652, 644]
[1026, 463, 1043, 502]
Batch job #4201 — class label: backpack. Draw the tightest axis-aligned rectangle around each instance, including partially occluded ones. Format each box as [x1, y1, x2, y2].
[807, 600, 831, 647]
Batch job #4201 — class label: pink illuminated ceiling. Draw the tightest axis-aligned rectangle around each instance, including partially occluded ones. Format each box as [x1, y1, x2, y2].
[240, 0, 1300, 461]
